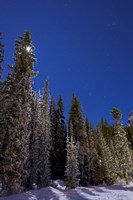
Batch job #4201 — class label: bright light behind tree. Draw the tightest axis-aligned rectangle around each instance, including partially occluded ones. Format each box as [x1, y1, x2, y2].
[26, 46, 31, 52]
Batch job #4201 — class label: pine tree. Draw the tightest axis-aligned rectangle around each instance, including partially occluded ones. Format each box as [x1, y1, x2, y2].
[111, 107, 133, 183]
[85, 118, 101, 185]
[50, 97, 56, 178]
[50, 96, 66, 179]
[57, 96, 66, 138]
[68, 93, 87, 184]
[38, 79, 51, 188]
[109, 139, 120, 178]
[100, 118, 114, 147]
[65, 122, 79, 188]
[1, 31, 36, 195]
[126, 126, 133, 150]
[69, 94, 85, 141]
[97, 129, 117, 184]
[28, 94, 41, 188]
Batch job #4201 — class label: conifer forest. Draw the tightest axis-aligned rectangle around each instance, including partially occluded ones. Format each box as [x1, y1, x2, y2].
[0, 31, 133, 197]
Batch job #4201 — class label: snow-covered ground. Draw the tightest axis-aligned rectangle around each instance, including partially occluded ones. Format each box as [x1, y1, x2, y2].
[0, 182, 133, 200]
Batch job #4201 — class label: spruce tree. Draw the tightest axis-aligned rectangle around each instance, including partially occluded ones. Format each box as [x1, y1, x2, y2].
[126, 126, 133, 150]
[111, 107, 133, 183]
[50, 96, 66, 179]
[69, 94, 85, 141]
[100, 118, 114, 147]
[28, 94, 41, 188]
[68, 93, 87, 184]
[65, 122, 79, 188]
[85, 118, 101, 185]
[1, 31, 36, 195]
[38, 79, 51, 188]
[97, 129, 117, 184]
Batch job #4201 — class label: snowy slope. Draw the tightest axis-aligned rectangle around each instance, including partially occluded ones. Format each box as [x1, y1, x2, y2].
[0, 183, 133, 200]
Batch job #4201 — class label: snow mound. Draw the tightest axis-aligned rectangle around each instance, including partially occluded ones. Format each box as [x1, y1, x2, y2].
[50, 187, 69, 200]
[53, 180, 66, 190]
[28, 192, 37, 200]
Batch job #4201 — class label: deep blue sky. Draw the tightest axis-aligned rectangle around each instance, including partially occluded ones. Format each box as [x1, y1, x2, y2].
[1, 0, 133, 126]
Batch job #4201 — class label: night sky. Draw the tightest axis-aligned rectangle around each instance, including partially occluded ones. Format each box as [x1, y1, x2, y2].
[1, 0, 133, 126]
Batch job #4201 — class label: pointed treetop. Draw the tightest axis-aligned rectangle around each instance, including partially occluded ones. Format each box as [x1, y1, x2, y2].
[57, 96, 64, 111]
[24, 31, 31, 44]
[43, 79, 49, 93]
[15, 31, 35, 55]
[111, 107, 122, 120]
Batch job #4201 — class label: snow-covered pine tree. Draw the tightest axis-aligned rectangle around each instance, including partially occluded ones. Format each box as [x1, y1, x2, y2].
[126, 126, 133, 150]
[29, 93, 41, 188]
[97, 128, 117, 184]
[38, 79, 51, 188]
[68, 93, 87, 184]
[111, 107, 133, 183]
[0, 31, 36, 195]
[100, 118, 114, 147]
[65, 121, 79, 188]
[109, 139, 120, 178]
[85, 118, 101, 185]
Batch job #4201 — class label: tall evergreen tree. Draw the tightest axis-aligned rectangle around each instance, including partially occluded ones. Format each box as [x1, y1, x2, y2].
[65, 122, 79, 188]
[28, 94, 41, 188]
[85, 118, 101, 185]
[1, 31, 36, 195]
[69, 94, 85, 141]
[97, 128, 117, 184]
[68, 93, 87, 184]
[111, 107, 133, 183]
[38, 79, 51, 188]
[50, 96, 66, 179]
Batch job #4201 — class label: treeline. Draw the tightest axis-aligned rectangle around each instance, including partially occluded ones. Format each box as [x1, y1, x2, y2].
[0, 32, 133, 196]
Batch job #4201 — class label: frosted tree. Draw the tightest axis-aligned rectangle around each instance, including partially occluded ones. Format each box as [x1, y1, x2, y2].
[65, 122, 79, 188]
[38, 79, 51, 188]
[28, 94, 41, 188]
[99, 118, 115, 147]
[1, 31, 36, 195]
[68, 93, 87, 184]
[97, 129, 117, 184]
[111, 107, 133, 183]
[109, 139, 120, 177]
[85, 118, 101, 185]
